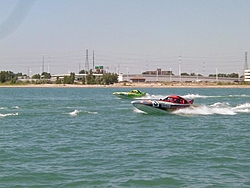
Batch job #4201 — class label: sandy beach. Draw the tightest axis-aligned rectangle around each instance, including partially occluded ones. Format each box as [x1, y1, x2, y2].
[0, 82, 249, 88]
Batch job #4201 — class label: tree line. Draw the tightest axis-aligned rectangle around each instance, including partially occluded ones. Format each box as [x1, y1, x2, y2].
[0, 70, 118, 85]
[180, 72, 240, 78]
[208, 73, 240, 78]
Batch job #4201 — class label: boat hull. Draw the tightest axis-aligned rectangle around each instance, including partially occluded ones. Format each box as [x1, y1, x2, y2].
[113, 92, 146, 99]
[131, 100, 191, 114]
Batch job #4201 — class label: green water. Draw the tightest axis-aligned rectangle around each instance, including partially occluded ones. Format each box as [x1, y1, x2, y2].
[0, 87, 249, 187]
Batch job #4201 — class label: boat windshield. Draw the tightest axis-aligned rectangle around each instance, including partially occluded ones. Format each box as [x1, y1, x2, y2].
[163, 96, 188, 104]
[131, 90, 141, 93]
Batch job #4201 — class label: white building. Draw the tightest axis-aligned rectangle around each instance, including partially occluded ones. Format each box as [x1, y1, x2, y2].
[244, 70, 250, 81]
[118, 73, 124, 82]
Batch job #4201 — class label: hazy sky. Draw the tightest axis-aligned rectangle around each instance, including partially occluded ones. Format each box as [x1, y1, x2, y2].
[0, 0, 250, 76]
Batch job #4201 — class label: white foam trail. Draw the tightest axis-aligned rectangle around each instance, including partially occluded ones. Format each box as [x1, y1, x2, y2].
[0, 112, 19, 118]
[173, 105, 236, 115]
[210, 102, 230, 108]
[86, 111, 98, 114]
[173, 106, 214, 115]
[148, 94, 215, 100]
[182, 94, 250, 99]
[209, 107, 236, 115]
[137, 93, 250, 100]
[232, 103, 250, 113]
[142, 93, 225, 100]
[181, 94, 208, 99]
[229, 94, 250, 98]
[173, 102, 250, 116]
[11, 106, 19, 109]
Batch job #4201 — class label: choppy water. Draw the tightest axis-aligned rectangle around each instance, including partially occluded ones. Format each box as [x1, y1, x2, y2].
[0, 87, 249, 187]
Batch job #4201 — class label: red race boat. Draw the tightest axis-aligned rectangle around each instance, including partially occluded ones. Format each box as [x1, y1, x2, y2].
[131, 95, 194, 114]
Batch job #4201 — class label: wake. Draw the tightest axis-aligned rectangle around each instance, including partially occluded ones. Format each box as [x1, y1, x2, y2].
[173, 102, 250, 116]
[137, 93, 250, 100]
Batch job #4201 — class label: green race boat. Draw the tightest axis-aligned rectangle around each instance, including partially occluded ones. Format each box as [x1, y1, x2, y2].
[113, 89, 147, 99]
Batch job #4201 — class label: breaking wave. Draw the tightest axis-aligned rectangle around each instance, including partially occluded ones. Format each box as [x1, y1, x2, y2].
[69, 109, 81, 116]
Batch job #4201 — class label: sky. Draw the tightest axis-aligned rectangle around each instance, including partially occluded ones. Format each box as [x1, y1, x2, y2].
[0, 0, 250, 76]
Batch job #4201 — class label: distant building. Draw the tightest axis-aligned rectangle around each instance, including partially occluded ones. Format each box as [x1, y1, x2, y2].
[244, 70, 250, 81]
[118, 74, 123, 82]
[130, 76, 146, 83]
[143, 68, 173, 75]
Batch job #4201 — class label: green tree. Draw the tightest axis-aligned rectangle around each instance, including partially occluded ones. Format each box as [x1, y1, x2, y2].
[63, 72, 75, 84]
[86, 73, 92, 84]
[32, 74, 41, 79]
[82, 76, 86, 85]
[0, 71, 17, 83]
[79, 69, 88, 74]
[228, 73, 239, 78]
[103, 73, 118, 85]
[181, 72, 190, 76]
[41, 72, 51, 79]
[55, 77, 62, 84]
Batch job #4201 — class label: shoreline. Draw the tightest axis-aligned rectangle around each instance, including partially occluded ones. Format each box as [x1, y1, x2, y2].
[0, 83, 249, 88]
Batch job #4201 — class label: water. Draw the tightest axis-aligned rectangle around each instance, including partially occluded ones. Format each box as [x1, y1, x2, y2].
[0, 87, 249, 187]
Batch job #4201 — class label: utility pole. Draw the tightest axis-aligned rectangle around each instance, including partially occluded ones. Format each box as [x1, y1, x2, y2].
[84, 49, 89, 84]
[42, 54, 45, 73]
[179, 55, 182, 83]
[156, 69, 159, 82]
[170, 68, 172, 82]
[127, 68, 129, 81]
[203, 62, 206, 76]
[244, 52, 248, 70]
[93, 50, 95, 70]
[48, 56, 50, 73]
[85, 49, 89, 73]
[243, 52, 248, 81]
[215, 68, 218, 82]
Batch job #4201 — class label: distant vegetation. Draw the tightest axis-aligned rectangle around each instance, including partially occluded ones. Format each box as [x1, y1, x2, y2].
[32, 72, 51, 79]
[0, 70, 246, 86]
[81, 70, 118, 85]
[0, 71, 20, 84]
[0, 70, 118, 85]
[181, 72, 203, 76]
[208, 73, 240, 78]
[179, 72, 240, 78]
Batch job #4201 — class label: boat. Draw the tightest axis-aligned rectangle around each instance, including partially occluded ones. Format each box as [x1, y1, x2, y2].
[113, 89, 147, 99]
[131, 95, 194, 114]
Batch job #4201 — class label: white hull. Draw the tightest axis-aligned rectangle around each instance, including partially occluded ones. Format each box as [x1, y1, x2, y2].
[132, 102, 169, 114]
[131, 99, 192, 114]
